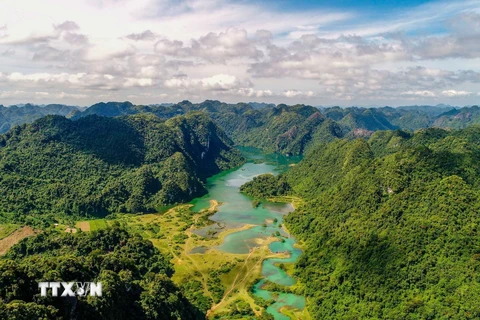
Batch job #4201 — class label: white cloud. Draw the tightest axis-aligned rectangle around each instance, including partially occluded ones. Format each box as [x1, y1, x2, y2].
[0, 0, 479, 105]
[0, 72, 145, 91]
[283, 90, 315, 98]
[441, 90, 473, 97]
[232, 88, 273, 97]
[54, 21, 80, 32]
[126, 30, 158, 41]
[401, 90, 436, 97]
[0, 90, 87, 100]
[155, 28, 263, 63]
[6, 72, 87, 84]
[0, 24, 7, 39]
[124, 77, 154, 88]
[164, 74, 273, 98]
[165, 74, 251, 91]
[83, 40, 136, 61]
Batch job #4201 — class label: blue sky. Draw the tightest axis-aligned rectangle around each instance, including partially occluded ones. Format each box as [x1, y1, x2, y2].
[0, 0, 479, 106]
[265, 0, 433, 11]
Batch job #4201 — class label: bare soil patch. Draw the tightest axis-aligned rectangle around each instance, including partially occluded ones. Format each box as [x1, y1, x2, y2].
[65, 228, 77, 233]
[0, 226, 37, 255]
[76, 221, 90, 231]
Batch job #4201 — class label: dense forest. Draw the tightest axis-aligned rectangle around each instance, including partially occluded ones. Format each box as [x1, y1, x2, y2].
[241, 126, 480, 319]
[5, 100, 479, 156]
[3, 100, 480, 319]
[69, 100, 343, 154]
[0, 104, 81, 134]
[0, 112, 243, 225]
[0, 225, 202, 319]
[71, 100, 480, 155]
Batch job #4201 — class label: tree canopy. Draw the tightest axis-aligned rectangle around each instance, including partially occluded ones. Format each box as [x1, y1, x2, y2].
[0, 112, 243, 225]
[0, 226, 203, 319]
[241, 126, 480, 319]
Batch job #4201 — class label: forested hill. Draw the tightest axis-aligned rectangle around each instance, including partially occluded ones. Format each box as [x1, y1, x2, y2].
[0, 226, 203, 319]
[241, 126, 480, 319]
[0, 104, 81, 134]
[0, 112, 243, 224]
[3, 100, 479, 155]
[71, 100, 480, 155]
[70, 100, 345, 154]
[191, 102, 345, 155]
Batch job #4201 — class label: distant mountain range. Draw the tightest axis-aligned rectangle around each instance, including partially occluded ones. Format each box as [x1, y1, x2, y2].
[0, 103, 82, 134]
[1, 100, 478, 155]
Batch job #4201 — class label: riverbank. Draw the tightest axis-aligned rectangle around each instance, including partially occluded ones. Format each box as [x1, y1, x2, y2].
[75, 151, 309, 319]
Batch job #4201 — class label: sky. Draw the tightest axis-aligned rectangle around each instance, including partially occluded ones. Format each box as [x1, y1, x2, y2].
[1, 0, 480, 107]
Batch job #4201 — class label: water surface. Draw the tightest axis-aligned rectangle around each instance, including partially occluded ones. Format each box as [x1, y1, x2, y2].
[190, 148, 306, 319]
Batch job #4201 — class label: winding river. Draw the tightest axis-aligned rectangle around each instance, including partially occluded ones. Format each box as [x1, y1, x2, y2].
[189, 148, 306, 319]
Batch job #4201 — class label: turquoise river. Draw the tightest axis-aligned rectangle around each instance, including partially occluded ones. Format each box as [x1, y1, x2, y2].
[189, 148, 306, 319]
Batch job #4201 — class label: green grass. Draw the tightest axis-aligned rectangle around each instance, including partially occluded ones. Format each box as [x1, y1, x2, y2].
[74, 205, 288, 318]
[281, 306, 312, 320]
[89, 219, 108, 231]
[0, 224, 18, 240]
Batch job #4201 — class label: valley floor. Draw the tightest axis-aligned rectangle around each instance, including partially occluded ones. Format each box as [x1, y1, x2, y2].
[69, 200, 310, 319]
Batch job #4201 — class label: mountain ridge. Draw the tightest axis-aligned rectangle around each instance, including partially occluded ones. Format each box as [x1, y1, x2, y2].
[240, 125, 480, 319]
[0, 111, 244, 224]
[3, 100, 479, 155]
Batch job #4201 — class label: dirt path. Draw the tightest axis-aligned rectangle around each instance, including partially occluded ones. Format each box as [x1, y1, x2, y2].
[208, 200, 220, 212]
[208, 249, 255, 314]
[0, 226, 37, 255]
[183, 235, 214, 301]
[237, 252, 263, 287]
